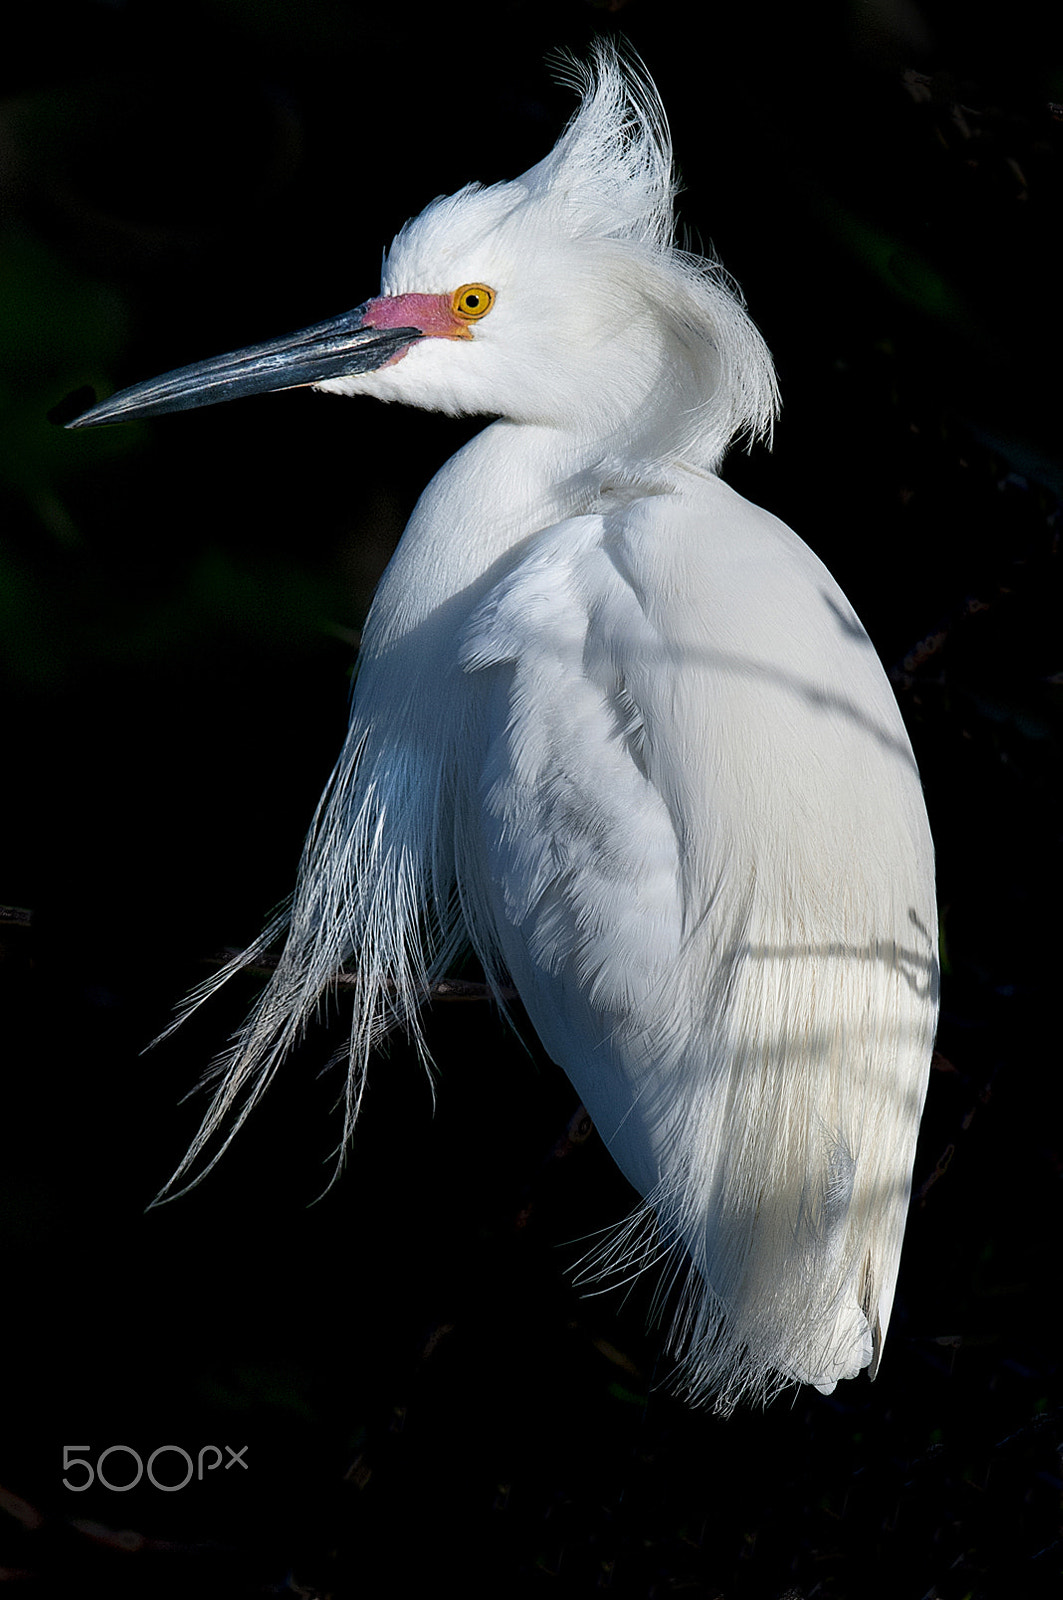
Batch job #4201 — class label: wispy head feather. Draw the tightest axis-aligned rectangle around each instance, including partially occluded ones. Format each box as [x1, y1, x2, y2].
[379, 42, 779, 466]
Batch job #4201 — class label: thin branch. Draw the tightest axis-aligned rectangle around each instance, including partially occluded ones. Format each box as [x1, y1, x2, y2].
[0, 909, 517, 1005]
[207, 947, 519, 1004]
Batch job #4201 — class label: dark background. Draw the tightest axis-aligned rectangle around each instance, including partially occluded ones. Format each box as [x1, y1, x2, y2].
[1, 2, 1060, 1595]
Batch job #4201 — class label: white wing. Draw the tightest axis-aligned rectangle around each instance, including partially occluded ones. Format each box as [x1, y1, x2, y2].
[459, 470, 938, 1411]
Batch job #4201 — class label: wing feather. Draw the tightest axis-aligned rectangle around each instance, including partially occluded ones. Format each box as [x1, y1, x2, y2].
[459, 474, 937, 1410]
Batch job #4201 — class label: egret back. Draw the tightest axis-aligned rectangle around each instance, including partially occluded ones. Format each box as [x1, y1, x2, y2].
[456, 466, 937, 1407]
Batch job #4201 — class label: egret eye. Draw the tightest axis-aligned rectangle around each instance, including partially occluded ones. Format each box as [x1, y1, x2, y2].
[452, 283, 495, 321]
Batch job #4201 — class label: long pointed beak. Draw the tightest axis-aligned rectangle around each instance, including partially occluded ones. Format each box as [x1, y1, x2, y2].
[65, 303, 422, 429]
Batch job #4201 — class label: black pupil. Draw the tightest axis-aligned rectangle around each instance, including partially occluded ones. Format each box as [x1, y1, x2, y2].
[466, 294, 480, 309]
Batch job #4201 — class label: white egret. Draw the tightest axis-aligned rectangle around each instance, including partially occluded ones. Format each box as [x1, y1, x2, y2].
[69, 45, 938, 1411]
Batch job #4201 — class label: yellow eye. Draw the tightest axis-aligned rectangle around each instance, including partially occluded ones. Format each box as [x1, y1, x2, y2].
[452, 283, 495, 321]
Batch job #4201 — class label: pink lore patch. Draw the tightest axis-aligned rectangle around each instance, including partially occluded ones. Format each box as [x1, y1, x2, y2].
[361, 293, 467, 340]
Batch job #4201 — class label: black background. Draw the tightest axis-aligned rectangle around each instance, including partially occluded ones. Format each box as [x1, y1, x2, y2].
[1, 2, 1060, 1595]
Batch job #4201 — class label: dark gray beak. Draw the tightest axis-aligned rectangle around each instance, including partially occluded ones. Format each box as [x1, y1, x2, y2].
[64, 304, 422, 429]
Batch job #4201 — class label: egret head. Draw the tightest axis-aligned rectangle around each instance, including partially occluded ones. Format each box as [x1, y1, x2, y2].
[67, 44, 778, 471]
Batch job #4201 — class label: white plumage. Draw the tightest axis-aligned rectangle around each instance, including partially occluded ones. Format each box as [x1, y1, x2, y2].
[71, 44, 938, 1410]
